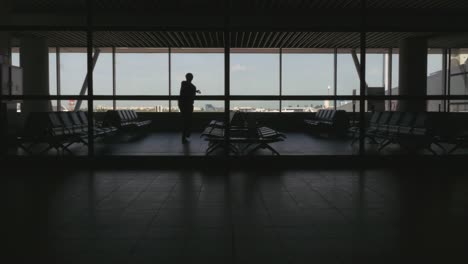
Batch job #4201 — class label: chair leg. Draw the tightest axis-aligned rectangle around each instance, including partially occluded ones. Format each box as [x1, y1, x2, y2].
[448, 142, 462, 154]
[263, 144, 281, 156]
[426, 145, 438, 156]
[432, 141, 446, 154]
[246, 144, 263, 155]
[206, 142, 221, 155]
[378, 139, 392, 152]
[247, 143, 280, 156]
[39, 145, 55, 155]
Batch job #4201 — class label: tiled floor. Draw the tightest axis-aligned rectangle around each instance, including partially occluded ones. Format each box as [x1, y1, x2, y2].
[5, 167, 468, 263]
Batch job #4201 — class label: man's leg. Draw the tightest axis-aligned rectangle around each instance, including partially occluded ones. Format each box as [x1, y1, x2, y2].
[186, 105, 193, 138]
[180, 105, 188, 142]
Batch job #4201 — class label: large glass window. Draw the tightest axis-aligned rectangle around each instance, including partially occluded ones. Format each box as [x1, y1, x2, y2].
[427, 49, 444, 111]
[282, 49, 334, 95]
[171, 50, 224, 96]
[49, 48, 57, 95]
[337, 50, 360, 95]
[449, 48, 468, 96]
[449, 48, 468, 111]
[60, 48, 87, 95]
[93, 48, 113, 95]
[391, 50, 399, 95]
[116, 48, 169, 95]
[11, 48, 20, 67]
[366, 51, 385, 88]
[231, 49, 280, 95]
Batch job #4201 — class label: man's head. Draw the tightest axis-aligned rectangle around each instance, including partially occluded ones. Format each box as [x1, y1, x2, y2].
[185, 73, 193, 82]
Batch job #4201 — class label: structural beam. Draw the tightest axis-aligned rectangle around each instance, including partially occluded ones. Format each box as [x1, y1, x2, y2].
[74, 48, 100, 111]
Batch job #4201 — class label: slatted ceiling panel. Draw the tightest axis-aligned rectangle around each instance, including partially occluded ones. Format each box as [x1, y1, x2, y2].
[367, 0, 468, 9]
[94, 32, 224, 48]
[11, 31, 468, 48]
[429, 33, 468, 48]
[365, 32, 428, 48]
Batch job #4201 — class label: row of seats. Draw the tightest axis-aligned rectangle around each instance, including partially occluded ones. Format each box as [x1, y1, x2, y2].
[201, 112, 286, 155]
[104, 110, 152, 129]
[49, 111, 117, 137]
[304, 109, 349, 136]
[350, 111, 438, 153]
[20, 111, 117, 154]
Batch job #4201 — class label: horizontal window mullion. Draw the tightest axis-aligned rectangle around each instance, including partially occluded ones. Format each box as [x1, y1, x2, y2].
[4, 95, 89, 100]
[7, 95, 468, 101]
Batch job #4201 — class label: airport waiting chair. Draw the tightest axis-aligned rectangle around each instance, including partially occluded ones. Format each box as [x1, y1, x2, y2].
[202, 113, 286, 156]
[104, 110, 152, 130]
[304, 109, 349, 136]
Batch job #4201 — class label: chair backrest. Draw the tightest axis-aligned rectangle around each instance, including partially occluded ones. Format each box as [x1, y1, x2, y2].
[245, 114, 258, 137]
[320, 110, 329, 120]
[378, 112, 393, 125]
[78, 111, 89, 125]
[229, 111, 235, 123]
[68, 112, 83, 126]
[117, 111, 127, 121]
[59, 112, 74, 128]
[123, 110, 133, 121]
[129, 110, 138, 120]
[388, 112, 402, 126]
[317, 110, 325, 119]
[48, 112, 63, 128]
[328, 110, 336, 120]
[369, 112, 381, 125]
[231, 111, 246, 127]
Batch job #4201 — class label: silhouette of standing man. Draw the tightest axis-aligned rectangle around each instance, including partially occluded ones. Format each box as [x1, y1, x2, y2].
[178, 73, 200, 143]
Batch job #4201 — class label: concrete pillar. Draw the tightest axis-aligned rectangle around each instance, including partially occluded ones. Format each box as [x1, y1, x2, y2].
[397, 37, 428, 112]
[20, 36, 51, 113]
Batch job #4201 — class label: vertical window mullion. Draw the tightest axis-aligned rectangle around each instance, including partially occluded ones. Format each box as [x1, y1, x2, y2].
[112, 46, 116, 110]
[168, 47, 172, 112]
[334, 48, 337, 110]
[279, 48, 282, 113]
[359, 32, 366, 156]
[56, 47, 61, 111]
[387, 48, 392, 110]
[224, 32, 230, 155]
[442, 48, 447, 112]
[86, 0, 94, 157]
[447, 48, 451, 112]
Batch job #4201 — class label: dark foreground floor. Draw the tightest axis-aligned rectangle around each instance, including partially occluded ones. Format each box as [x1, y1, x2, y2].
[4, 167, 468, 264]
